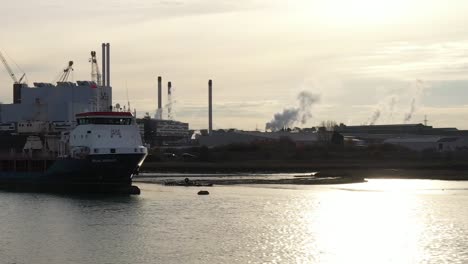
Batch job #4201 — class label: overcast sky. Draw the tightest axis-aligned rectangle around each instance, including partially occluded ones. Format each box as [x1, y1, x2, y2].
[2, 0, 468, 129]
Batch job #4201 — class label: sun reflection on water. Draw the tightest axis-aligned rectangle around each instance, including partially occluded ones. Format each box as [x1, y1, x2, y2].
[140, 180, 468, 263]
[304, 189, 422, 263]
[280, 179, 468, 263]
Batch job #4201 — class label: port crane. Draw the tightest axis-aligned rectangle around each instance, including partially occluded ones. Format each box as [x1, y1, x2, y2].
[89, 51, 102, 86]
[0, 50, 26, 84]
[56, 61, 74, 82]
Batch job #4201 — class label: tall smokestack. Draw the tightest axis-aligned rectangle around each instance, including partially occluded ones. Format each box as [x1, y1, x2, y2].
[106, 43, 110, 86]
[101, 43, 106, 86]
[158, 76, 162, 110]
[168, 81, 172, 120]
[208, 79, 213, 134]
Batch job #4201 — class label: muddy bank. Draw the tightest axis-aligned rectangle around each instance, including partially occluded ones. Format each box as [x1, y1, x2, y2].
[134, 174, 366, 186]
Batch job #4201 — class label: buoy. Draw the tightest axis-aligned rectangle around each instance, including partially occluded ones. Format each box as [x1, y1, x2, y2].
[198, 190, 209, 195]
[129, 185, 141, 195]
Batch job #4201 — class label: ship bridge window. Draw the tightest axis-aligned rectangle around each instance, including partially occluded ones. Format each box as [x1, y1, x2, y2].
[77, 118, 132, 125]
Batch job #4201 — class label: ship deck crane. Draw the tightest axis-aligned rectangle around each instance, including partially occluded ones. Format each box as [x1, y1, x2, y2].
[0, 50, 27, 84]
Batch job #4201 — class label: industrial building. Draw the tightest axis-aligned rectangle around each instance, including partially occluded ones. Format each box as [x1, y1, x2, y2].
[383, 137, 468, 152]
[197, 130, 319, 147]
[336, 123, 463, 138]
[0, 82, 112, 123]
[336, 123, 468, 151]
[137, 118, 190, 146]
[0, 43, 113, 124]
[197, 123, 468, 151]
[137, 76, 191, 147]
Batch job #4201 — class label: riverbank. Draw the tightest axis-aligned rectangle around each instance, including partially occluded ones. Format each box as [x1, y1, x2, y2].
[134, 174, 367, 186]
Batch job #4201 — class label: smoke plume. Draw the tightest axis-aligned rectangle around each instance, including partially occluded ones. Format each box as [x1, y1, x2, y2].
[403, 80, 425, 123]
[266, 91, 320, 131]
[369, 110, 381, 125]
[403, 98, 416, 122]
[388, 96, 396, 121]
[367, 95, 396, 125]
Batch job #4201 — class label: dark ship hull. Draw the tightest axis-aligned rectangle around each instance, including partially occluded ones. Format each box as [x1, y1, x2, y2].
[0, 153, 146, 194]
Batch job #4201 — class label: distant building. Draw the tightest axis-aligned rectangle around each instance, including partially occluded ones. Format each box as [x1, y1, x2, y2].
[334, 123, 468, 146]
[137, 118, 190, 147]
[336, 124, 461, 137]
[0, 82, 112, 123]
[383, 136, 468, 152]
[198, 130, 319, 147]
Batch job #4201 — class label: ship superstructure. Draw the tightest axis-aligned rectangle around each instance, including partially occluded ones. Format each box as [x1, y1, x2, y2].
[69, 112, 146, 157]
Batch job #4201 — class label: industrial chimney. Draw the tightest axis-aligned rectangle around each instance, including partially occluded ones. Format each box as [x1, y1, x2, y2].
[101, 43, 106, 86]
[106, 43, 110, 86]
[158, 76, 162, 109]
[208, 79, 213, 134]
[101, 43, 111, 86]
[155, 76, 163, 119]
[168, 81, 172, 120]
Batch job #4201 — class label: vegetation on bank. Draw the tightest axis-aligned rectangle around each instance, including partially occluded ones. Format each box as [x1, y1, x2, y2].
[140, 138, 468, 175]
[146, 137, 468, 163]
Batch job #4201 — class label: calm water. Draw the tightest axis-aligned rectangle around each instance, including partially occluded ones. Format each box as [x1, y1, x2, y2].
[1, 177, 468, 264]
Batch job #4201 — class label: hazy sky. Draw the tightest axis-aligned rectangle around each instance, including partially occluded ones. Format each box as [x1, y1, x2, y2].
[2, 0, 468, 129]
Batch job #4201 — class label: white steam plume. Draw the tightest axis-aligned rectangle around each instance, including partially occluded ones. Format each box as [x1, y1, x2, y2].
[403, 98, 416, 122]
[403, 79, 425, 123]
[266, 91, 320, 131]
[368, 110, 381, 125]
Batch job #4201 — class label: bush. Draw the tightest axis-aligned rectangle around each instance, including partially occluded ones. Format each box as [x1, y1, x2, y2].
[198, 146, 211, 162]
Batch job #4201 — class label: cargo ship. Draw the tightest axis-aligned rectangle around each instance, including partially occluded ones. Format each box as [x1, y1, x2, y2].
[0, 43, 148, 194]
[0, 111, 147, 193]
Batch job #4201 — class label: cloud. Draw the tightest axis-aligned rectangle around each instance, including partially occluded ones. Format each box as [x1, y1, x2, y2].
[2, 1, 468, 131]
[346, 41, 468, 79]
[1, 0, 267, 29]
[420, 105, 468, 129]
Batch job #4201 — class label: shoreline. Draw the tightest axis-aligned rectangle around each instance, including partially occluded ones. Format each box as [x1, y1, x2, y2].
[134, 175, 367, 186]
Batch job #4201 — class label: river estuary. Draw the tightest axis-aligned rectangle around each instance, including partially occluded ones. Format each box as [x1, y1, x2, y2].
[1, 177, 467, 263]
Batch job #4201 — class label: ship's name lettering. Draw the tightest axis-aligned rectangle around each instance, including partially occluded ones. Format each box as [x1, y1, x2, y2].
[91, 159, 117, 163]
[111, 129, 121, 137]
